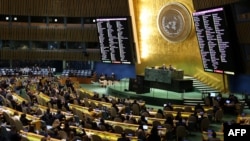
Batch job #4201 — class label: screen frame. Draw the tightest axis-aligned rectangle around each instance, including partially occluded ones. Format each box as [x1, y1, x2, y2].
[95, 16, 135, 64]
[192, 5, 243, 75]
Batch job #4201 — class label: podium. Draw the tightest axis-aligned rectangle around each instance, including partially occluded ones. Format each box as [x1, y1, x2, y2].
[129, 75, 150, 94]
[144, 68, 184, 84]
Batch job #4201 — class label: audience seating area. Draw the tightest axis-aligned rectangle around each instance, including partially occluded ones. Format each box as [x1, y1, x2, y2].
[0, 75, 248, 141]
[0, 67, 55, 76]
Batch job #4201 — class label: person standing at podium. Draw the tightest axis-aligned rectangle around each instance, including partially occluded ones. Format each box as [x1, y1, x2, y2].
[169, 64, 175, 71]
[161, 64, 167, 70]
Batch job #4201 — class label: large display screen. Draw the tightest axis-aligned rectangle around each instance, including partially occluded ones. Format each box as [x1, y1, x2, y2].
[96, 17, 134, 64]
[193, 6, 240, 75]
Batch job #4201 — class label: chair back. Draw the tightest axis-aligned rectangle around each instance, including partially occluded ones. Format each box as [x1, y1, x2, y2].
[206, 109, 214, 121]
[58, 130, 68, 140]
[174, 108, 184, 112]
[188, 115, 197, 123]
[152, 120, 161, 127]
[84, 99, 90, 107]
[114, 125, 124, 134]
[114, 117, 123, 122]
[184, 106, 193, 112]
[176, 125, 188, 141]
[14, 119, 24, 132]
[132, 104, 140, 115]
[155, 113, 164, 118]
[85, 123, 92, 129]
[110, 107, 118, 118]
[215, 109, 223, 122]
[124, 128, 135, 136]
[82, 135, 90, 141]
[204, 97, 211, 106]
[209, 138, 221, 141]
[164, 106, 172, 111]
[91, 134, 103, 141]
[90, 101, 97, 109]
[73, 99, 79, 105]
[201, 118, 210, 131]
[99, 124, 107, 131]
[3, 112, 12, 124]
[195, 108, 204, 113]
[141, 112, 150, 117]
[165, 113, 174, 120]
[0, 95, 7, 106]
[187, 115, 197, 131]
[5, 99, 13, 108]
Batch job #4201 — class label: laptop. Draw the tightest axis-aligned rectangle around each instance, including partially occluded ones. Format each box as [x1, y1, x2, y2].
[143, 125, 148, 130]
[210, 92, 216, 97]
[207, 129, 213, 138]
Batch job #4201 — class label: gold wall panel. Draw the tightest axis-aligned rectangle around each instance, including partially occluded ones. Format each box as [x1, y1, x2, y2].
[133, 0, 227, 92]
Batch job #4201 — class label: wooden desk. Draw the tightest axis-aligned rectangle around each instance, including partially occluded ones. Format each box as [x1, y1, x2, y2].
[118, 98, 145, 107]
[0, 106, 41, 130]
[38, 92, 51, 102]
[70, 126, 138, 141]
[164, 111, 207, 119]
[68, 104, 167, 135]
[20, 130, 61, 141]
[122, 114, 166, 125]
[202, 131, 224, 141]
[80, 99, 126, 113]
[12, 93, 28, 104]
[237, 114, 250, 123]
[169, 104, 213, 112]
[78, 88, 145, 107]
[78, 88, 95, 97]
[96, 119, 167, 135]
[32, 104, 74, 120]
[164, 111, 192, 118]
[68, 103, 102, 118]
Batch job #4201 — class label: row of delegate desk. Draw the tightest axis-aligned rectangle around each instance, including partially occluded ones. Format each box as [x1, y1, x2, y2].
[237, 113, 250, 124]
[67, 102, 217, 141]
[0, 105, 138, 141]
[11, 93, 140, 141]
[2, 103, 225, 141]
[21, 88, 214, 119]
[68, 103, 167, 137]
[202, 131, 224, 141]
[202, 106, 250, 141]
[76, 88, 221, 141]
[78, 88, 213, 112]
[0, 106, 61, 141]
[12, 88, 217, 141]
[6, 94, 137, 141]
[16, 87, 214, 118]
[19, 130, 61, 141]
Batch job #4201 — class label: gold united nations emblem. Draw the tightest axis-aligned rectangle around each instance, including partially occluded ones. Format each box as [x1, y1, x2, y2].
[157, 2, 192, 43]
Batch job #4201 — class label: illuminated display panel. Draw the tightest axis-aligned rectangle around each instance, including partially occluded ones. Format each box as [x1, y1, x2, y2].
[193, 6, 239, 75]
[96, 17, 134, 64]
